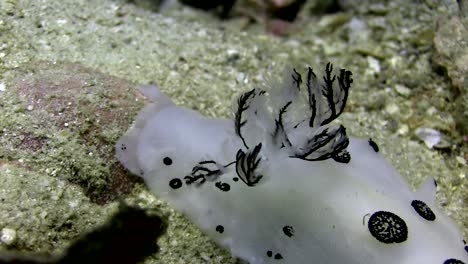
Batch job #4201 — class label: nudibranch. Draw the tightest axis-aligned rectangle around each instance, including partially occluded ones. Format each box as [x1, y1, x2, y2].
[116, 63, 467, 264]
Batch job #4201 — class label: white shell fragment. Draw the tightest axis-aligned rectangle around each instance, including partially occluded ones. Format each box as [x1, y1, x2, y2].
[0, 228, 16, 246]
[415, 127, 442, 149]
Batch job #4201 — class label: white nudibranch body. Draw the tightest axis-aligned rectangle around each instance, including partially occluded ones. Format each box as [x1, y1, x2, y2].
[116, 63, 467, 264]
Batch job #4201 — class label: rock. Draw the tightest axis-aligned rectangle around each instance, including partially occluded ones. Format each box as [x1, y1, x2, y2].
[433, 15, 468, 133]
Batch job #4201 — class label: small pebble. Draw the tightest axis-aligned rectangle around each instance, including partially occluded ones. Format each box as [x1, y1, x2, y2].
[394, 84, 411, 97]
[0, 228, 17, 245]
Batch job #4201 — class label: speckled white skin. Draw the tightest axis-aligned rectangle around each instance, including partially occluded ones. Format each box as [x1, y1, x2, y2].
[116, 69, 467, 264]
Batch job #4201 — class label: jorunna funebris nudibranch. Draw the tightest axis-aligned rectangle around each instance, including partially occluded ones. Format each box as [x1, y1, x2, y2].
[116, 63, 467, 264]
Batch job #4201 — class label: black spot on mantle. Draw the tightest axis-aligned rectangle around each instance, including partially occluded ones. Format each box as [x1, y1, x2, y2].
[215, 225, 224, 234]
[368, 211, 408, 244]
[283, 225, 294, 237]
[411, 200, 436, 221]
[169, 178, 183, 189]
[163, 157, 173, 166]
[443, 259, 465, 264]
[368, 138, 379, 152]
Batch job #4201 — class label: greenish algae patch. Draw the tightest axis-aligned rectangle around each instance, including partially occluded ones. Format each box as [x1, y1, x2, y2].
[1, 61, 144, 204]
[0, 0, 466, 262]
[0, 162, 109, 253]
